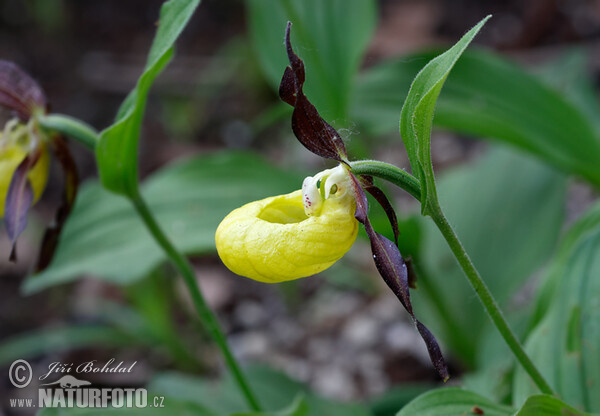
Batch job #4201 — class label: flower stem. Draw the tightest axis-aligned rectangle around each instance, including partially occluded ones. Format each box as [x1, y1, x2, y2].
[130, 190, 262, 411]
[350, 160, 421, 200]
[38, 114, 98, 150]
[353, 160, 555, 396]
[429, 204, 554, 395]
[41, 114, 262, 409]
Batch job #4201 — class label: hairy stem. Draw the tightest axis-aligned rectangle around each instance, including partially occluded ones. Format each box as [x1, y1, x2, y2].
[350, 160, 421, 200]
[354, 160, 555, 395]
[130, 191, 261, 411]
[430, 205, 554, 395]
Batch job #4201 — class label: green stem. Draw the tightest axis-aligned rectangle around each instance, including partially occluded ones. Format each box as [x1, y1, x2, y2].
[129, 190, 262, 411]
[430, 206, 554, 395]
[350, 160, 421, 201]
[38, 114, 99, 150]
[354, 160, 555, 396]
[41, 114, 261, 409]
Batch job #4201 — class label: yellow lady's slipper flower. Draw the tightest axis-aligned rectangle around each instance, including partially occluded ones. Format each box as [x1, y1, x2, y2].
[215, 165, 358, 283]
[0, 120, 50, 218]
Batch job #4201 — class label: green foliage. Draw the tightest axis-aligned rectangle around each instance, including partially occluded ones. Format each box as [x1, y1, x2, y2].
[514, 395, 594, 416]
[354, 49, 600, 187]
[24, 153, 303, 294]
[397, 388, 594, 416]
[513, 202, 600, 412]
[0, 326, 135, 366]
[232, 396, 309, 416]
[149, 366, 371, 416]
[96, 0, 200, 197]
[398, 16, 488, 214]
[412, 146, 566, 365]
[245, 0, 376, 123]
[396, 388, 514, 416]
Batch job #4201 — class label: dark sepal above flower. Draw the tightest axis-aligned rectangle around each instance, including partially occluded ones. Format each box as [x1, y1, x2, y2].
[279, 22, 348, 163]
[279, 23, 449, 381]
[0, 60, 47, 121]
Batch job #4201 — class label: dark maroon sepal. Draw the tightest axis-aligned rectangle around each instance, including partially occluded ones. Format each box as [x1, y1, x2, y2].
[349, 173, 449, 381]
[279, 22, 348, 162]
[35, 137, 78, 272]
[360, 175, 400, 245]
[0, 60, 46, 120]
[4, 151, 41, 261]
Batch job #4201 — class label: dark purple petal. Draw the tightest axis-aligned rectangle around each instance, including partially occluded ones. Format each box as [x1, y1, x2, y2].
[360, 175, 400, 245]
[0, 60, 46, 120]
[349, 172, 449, 380]
[417, 321, 449, 382]
[4, 152, 40, 261]
[279, 66, 297, 107]
[36, 137, 78, 272]
[279, 22, 347, 161]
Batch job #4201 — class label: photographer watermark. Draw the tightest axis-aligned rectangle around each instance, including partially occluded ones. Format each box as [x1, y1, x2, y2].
[7, 358, 165, 409]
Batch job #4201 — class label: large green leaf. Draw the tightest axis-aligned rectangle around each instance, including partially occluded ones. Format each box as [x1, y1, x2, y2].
[396, 388, 594, 416]
[0, 326, 135, 366]
[23, 152, 304, 294]
[354, 49, 600, 187]
[232, 396, 309, 416]
[246, 0, 376, 123]
[149, 366, 370, 416]
[399, 16, 489, 215]
[412, 146, 566, 365]
[396, 388, 514, 416]
[96, 0, 200, 197]
[514, 395, 594, 416]
[513, 202, 600, 412]
[535, 49, 600, 134]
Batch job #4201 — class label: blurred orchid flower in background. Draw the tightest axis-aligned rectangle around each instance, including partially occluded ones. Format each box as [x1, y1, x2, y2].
[0, 60, 77, 269]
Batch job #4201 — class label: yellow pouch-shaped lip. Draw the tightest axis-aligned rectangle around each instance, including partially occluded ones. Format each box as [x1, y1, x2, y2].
[0, 143, 50, 218]
[215, 171, 358, 283]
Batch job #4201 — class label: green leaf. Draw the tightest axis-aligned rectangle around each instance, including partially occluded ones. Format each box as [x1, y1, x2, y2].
[399, 16, 489, 214]
[515, 394, 593, 416]
[535, 48, 600, 134]
[149, 365, 370, 416]
[412, 146, 566, 365]
[369, 384, 435, 416]
[95, 0, 200, 197]
[513, 202, 600, 412]
[0, 325, 135, 367]
[232, 395, 309, 416]
[246, 0, 376, 123]
[23, 152, 304, 294]
[528, 202, 600, 330]
[354, 49, 600, 187]
[396, 388, 514, 416]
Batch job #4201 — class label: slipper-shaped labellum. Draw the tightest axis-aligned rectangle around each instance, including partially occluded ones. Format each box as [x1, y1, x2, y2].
[0, 122, 50, 218]
[0, 129, 50, 218]
[215, 165, 358, 283]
